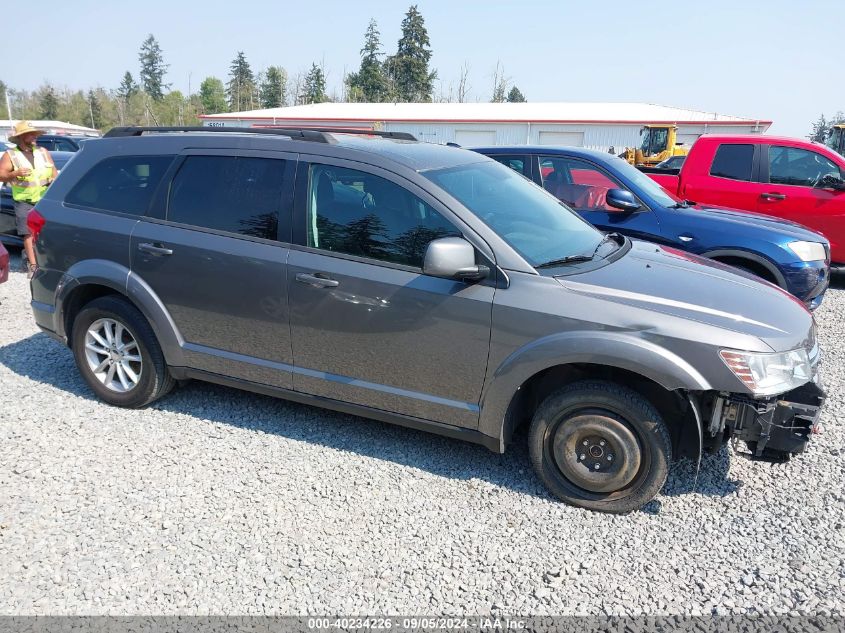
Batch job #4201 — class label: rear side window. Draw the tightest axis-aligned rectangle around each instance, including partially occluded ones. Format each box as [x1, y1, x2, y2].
[167, 156, 286, 240]
[66, 155, 174, 215]
[491, 155, 528, 177]
[710, 144, 754, 181]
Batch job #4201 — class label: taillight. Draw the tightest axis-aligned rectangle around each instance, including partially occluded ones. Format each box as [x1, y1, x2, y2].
[27, 209, 46, 242]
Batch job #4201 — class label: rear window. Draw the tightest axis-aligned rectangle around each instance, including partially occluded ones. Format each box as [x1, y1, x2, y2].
[167, 155, 287, 240]
[66, 155, 174, 215]
[710, 144, 754, 181]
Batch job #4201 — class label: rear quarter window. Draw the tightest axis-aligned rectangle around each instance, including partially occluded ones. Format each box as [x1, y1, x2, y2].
[709, 144, 754, 181]
[65, 155, 174, 215]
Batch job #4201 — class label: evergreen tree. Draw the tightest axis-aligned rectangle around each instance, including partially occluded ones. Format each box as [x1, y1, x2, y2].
[138, 35, 169, 100]
[506, 86, 526, 102]
[386, 6, 436, 102]
[227, 51, 256, 111]
[39, 85, 60, 119]
[199, 77, 228, 114]
[259, 66, 287, 108]
[303, 63, 327, 104]
[809, 114, 828, 143]
[87, 89, 103, 129]
[117, 72, 138, 101]
[347, 19, 389, 102]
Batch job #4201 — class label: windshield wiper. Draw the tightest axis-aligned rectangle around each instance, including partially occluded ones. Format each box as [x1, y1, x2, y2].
[535, 254, 594, 268]
[536, 233, 624, 269]
[670, 199, 696, 209]
[590, 232, 623, 258]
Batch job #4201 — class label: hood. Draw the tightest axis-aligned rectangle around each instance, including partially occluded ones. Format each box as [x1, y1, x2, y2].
[677, 204, 827, 243]
[555, 240, 813, 352]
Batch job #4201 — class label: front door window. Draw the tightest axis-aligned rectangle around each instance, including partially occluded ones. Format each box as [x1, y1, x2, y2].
[769, 146, 842, 187]
[539, 157, 621, 211]
[307, 164, 461, 267]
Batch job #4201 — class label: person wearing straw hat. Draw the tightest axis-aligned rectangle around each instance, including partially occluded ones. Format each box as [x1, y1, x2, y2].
[0, 121, 58, 277]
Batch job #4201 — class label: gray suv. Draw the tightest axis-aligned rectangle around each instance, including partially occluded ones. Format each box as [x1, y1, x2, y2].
[28, 127, 825, 513]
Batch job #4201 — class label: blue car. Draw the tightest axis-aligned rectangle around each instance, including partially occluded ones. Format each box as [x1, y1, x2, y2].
[473, 146, 830, 309]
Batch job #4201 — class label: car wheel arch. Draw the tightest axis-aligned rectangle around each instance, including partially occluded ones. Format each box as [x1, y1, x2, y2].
[56, 262, 184, 367]
[478, 333, 711, 453]
[702, 249, 785, 288]
[494, 362, 703, 462]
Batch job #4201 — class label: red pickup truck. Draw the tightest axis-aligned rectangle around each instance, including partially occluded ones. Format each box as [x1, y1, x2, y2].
[649, 135, 845, 265]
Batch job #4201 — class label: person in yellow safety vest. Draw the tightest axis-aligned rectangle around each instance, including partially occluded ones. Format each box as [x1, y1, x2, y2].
[0, 121, 58, 278]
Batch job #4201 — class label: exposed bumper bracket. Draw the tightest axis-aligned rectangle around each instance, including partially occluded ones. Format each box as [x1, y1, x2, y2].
[720, 382, 825, 462]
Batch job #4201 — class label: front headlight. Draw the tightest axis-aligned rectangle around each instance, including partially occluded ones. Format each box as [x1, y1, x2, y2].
[787, 240, 827, 262]
[720, 348, 812, 396]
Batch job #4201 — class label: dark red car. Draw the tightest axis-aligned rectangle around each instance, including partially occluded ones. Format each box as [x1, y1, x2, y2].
[0, 242, 9, 285]
[649, 135, 845, 266]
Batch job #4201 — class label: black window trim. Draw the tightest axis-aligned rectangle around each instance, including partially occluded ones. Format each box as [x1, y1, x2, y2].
[64, 153, 177, 218]
[291, 155, 495, 273]
[147, 148, 297, 244]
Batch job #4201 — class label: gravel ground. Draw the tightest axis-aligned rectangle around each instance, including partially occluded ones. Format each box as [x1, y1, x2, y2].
[0, 250, 843, 616]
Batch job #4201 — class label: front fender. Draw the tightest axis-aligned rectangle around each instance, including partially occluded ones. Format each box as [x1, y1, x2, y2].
[700, 248, 787, 288]
[478, 331, 711, 451]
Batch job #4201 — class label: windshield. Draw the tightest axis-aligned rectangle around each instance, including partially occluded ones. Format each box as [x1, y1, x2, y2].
[825, 127, 844, 156]
[640, 128, 668, 156]
[606, 156, 683, 206]
[424, 160, 604, 266]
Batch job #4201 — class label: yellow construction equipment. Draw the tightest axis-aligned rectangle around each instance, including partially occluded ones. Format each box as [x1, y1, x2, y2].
[623, 124, 689, 167]
[825, 124, 844, 156]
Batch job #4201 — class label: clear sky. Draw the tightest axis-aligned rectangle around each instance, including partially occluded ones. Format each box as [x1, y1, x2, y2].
[6, 0, 843, 137]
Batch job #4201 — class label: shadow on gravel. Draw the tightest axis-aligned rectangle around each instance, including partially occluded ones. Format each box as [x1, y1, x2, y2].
[1, 331, 741, 509]
[829, 270, 845, 290]
[0, 331, 93, 400]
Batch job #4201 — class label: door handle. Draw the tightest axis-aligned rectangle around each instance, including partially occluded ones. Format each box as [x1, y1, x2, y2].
[679, 235, 694, 242]
[295, 272, 340, 288]
[760, 192, 786, 201]
[138, 242, 173, 256]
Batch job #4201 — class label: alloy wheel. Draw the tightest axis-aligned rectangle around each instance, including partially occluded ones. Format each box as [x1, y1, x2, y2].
[83, 318, 143, 393]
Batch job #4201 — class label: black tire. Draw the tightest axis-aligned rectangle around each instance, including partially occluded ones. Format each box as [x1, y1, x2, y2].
[71, 295, 175, 408]
[528, 380, 671, 514]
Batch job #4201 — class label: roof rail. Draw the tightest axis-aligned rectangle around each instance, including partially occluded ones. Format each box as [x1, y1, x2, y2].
[102, 126, 417, 143]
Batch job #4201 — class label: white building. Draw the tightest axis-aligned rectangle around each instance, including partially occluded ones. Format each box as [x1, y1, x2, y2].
[0, 119, 100, 142]
[200, 102, 771, 151]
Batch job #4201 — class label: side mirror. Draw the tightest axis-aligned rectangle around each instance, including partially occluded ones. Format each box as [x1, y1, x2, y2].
[606, 188, 641, 212]
[816, 174, 845, 191]
[423, 237, 489, 282]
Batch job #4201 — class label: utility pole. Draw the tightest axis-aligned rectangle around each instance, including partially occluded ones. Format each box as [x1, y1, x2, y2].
[5, 91, 12, 121]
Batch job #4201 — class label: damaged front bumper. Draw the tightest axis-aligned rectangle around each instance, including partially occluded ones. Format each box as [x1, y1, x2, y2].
[707, 380, 826, 462]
